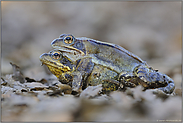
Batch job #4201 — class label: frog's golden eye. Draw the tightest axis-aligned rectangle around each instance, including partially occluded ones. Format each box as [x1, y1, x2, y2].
[51, 51, 62, 60]
[63, 35, 75, 45]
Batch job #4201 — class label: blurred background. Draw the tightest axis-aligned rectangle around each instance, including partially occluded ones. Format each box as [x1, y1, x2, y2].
[1, 1, 182, 122]
[2, 1, 181, 87]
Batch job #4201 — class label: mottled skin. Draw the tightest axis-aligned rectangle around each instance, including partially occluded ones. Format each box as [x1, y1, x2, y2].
[49, 34, 175, 94]
[40, 50, 119, 94]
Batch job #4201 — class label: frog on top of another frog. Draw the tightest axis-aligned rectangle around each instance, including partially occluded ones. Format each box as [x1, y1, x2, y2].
[40, 34, 175, 94]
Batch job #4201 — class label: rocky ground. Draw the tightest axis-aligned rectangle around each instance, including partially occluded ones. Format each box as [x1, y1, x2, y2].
[1, 1, 182, 122]
[1, 62, 182, 122]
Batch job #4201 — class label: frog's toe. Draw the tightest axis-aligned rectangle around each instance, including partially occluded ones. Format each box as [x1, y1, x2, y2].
[158, 82, 175, 94]
[157, 74, 175, 94]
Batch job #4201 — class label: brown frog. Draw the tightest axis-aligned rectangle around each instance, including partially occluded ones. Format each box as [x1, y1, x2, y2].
[49, 34, 175, 94]
[39, 50, 120, 94]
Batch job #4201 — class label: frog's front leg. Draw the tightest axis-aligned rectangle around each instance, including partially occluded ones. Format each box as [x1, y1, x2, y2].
[72, 57, 94, 93]
[58, 72, 83, 93]
[134, 65, 175, 94]
[71, 71, 83, 93]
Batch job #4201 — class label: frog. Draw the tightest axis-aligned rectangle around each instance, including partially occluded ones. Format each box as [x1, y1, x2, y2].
[49, 34, 175, 94]
[39, 49, 121, 94]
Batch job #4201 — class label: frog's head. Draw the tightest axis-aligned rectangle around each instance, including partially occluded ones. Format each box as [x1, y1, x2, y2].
[51, 34, 86, 60]
[39, 50, 75, 79]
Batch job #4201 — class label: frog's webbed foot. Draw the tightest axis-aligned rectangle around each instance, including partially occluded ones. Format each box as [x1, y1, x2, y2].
[157, 82, 175, 94]
[134, 65, 175, 94]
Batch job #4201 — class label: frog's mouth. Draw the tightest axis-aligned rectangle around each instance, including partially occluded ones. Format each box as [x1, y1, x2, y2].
[39, 54, 71, 72]
[52, 45, 85, 56]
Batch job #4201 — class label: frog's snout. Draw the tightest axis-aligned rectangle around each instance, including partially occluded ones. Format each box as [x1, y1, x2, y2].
[39, 53, 51, 65]
[51, 38, 62, 48]
[51, 38, 57, 45]
[39, 53, 46, 66]
[39, 53, 47, 60]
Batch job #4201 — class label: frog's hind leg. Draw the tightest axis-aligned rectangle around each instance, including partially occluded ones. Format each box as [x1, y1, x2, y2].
[134, 65, 175, 94]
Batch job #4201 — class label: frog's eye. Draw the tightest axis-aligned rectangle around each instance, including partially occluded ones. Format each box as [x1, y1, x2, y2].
[51, 51, 62, 60]
[63, 35, 75, 45]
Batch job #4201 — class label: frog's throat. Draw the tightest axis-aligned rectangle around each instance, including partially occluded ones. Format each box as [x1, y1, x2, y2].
[53, 45, 85, 56]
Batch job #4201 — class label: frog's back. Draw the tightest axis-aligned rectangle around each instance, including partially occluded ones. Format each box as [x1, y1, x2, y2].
[77, 37, 147, 73]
